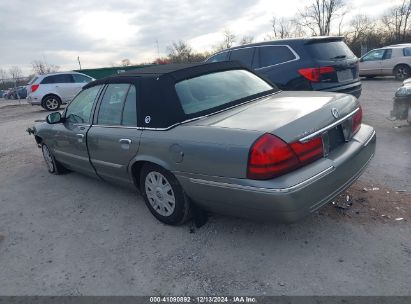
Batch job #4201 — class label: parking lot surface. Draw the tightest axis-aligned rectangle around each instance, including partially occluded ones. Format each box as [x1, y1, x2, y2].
[0, 79, 410, 296]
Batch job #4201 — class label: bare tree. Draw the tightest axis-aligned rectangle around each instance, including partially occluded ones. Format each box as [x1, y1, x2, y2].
[167, 40, 193, 63]
[298, 0, 346, 36]
[382, 0, 411, 41]
[239, 35, 254, 45]
[272, 17, 293, 39]
[346, 14, 374, 42]
[121, 59, 131, 66]
[223, 29, 236, 48]
[32, 60, 59, 75]
[9, 66, 22, 80]
[0, 68, 7, 82]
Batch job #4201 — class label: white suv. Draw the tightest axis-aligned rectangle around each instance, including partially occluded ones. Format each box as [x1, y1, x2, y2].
[27, 72, 94, 111]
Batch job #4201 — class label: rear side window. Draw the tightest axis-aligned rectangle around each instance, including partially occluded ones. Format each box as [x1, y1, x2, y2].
[403, 48, 411, 56]
[229, 48, 254, 67]
[73, 74, 92, 83]
[258, 46, 296, 68]
[307, 41, 355, 60]
[207, 52, 229, 63]
[97, 84, 130, 125]
[41, 74, 74, 84]
[121, 85, 137, 126]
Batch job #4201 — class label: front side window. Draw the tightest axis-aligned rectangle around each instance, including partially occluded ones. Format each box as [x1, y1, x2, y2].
[258, 46, 296, 68]
[175, 69, 273, 115]
[362, 50, 385, 61]
[97, 84, 130, 125]
[73, 74, 92, 83]
[229, 48, 255, 67]
[65, 85, 102, 123]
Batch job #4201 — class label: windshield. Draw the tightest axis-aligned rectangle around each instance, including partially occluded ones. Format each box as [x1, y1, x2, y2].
[175, 69, 274, 115]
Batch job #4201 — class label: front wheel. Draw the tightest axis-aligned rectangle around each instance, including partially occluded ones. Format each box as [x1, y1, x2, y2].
[42, 95, 61, 111]
[394, 65, 411, 80]
[41, 144, 66, 174]
[140, 164, 191, 225]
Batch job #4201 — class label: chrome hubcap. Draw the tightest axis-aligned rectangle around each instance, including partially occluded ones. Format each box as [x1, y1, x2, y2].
[45, 98, 58, 110]
[42, 145, 54, 172]
[145, 171, 175, 216]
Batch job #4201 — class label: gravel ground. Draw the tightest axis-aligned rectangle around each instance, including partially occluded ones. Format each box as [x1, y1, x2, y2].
[0, 79, 410, 296]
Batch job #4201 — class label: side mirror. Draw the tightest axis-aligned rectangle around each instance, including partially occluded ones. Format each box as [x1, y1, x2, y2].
[46, 112, 62, 124]
[359, 57, 364, 62]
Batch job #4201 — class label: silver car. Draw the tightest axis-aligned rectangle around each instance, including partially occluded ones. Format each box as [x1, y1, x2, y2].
[29, 62, 376, 225]
[359, 45, 411, 80]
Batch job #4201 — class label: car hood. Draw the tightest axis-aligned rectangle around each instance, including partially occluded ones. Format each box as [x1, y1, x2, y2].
[189, 91, 358, 142]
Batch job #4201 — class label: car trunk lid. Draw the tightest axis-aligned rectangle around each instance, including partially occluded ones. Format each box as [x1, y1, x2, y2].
[190, 91, 359, 144]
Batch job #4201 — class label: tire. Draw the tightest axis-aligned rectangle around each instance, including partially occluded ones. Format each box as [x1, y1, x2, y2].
[394, 65, 411, 81]
[42, 95, 61, 111]
[140, 163, 191, 225]
[41, 144, 66, 175]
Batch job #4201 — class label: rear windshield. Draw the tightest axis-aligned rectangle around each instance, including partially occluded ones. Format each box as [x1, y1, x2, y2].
[307, 41, 356, 60]
[28, 76, 38, 85]
[175, 70, 274, 115]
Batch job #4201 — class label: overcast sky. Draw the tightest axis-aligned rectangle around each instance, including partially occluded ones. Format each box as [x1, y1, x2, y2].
[0, 0, 404, 75]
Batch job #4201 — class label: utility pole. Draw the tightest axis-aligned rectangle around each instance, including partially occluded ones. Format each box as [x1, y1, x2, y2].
[155, 40, 160, 58]
[77, 56, 82, 70]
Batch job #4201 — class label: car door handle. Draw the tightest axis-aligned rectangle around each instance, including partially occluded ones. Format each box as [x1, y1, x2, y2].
[119, 139, 131, 144]
[119, 138, 131, 150]
[76, 133, 84, 143]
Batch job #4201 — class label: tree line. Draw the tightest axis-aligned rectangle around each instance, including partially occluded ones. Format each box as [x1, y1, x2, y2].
[157, 0, 411, 64]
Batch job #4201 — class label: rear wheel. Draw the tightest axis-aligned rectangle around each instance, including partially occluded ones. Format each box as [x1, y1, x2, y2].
[140, 164, 191, 225]
[394, 65, 411, 80]
[42, 95, 61, 111]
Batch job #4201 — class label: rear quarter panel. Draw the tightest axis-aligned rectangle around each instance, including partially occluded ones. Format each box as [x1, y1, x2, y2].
[135, 126, 262, 178]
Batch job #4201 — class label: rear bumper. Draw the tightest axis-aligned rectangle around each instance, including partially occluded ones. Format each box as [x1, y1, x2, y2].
[27, 95, 41, 105]
[176, 125, 376, 223]
[317, 81, 362, 98]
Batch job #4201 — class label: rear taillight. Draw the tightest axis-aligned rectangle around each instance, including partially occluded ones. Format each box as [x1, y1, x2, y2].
[352, 106, 362, 134]
[31, 84, 39, 93]
[298, 66, 335, 82]
[290, 137, 324, 165]
[247, 134, 324, 180]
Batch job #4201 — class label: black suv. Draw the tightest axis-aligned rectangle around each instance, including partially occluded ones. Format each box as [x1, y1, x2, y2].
[206, 37, 361, 98]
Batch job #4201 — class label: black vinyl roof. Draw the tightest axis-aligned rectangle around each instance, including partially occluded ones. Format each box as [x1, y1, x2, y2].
[119, 63, 201, 77]
[83, 61, 275, 129]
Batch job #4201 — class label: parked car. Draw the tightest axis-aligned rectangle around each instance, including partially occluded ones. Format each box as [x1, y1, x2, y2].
[359, 45, 411, 80]
[28, 62, 376, 225]
[391, 78, 411, 123]
[205, 36, 362, 98]
[27, 72, 94, 111]
[17, 86, 27, 99]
